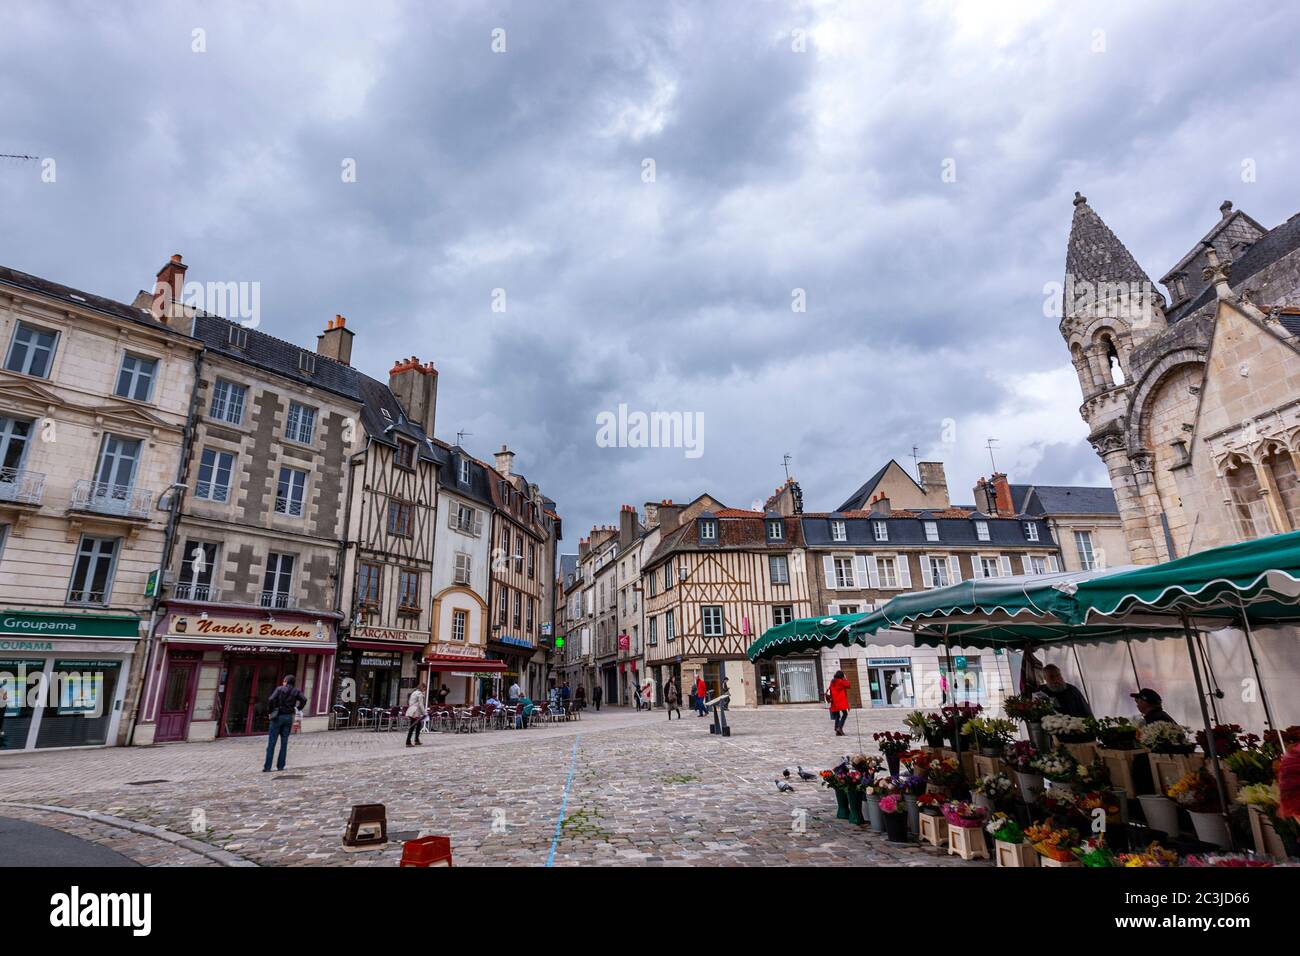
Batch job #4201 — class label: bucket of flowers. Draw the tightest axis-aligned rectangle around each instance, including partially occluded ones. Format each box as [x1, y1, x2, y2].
[1168, 769, 1229, 848]
[1025, 820, 1080, 866]
[874, 731, 912, 777]
[971, 773, 1014, 813]
[1117, 843, 1180, 867]
[941, 800, 988, 829]
[1073, 837, 1118, 867]
[1003, 694, 1055, 749]
[964, 716, 1017, 756]
[850, 753, 884, 776]
[1195, 723, 1245, 757]
[917, 791, 945, 815]
[1089, 716, 1140, 750]
[1004, 740, 1042, 803]
[940, 703, 983, 749]
[924, 757, 967, 799]
[878, 794, 910, 842]
[1040, 784, 1083, 823]
[987, 812, 1035, 867]
[1042, 712, 1094, 745]
[1032, 748, 1079, 793]
[820, 767, 854, 821]
[895, 773, 927, 834]
[905, 710, 946, 748]
[1139, 721, 1200, 794]
[863, 774, 895, 832]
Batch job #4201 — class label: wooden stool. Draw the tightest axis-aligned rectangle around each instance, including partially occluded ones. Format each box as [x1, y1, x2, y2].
[919, 812, 948, 848]
[947, 825, 990, 861]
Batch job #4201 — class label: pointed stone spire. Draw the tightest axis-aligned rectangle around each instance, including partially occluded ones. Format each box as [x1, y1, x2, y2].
[1065, 192, 1154, 288]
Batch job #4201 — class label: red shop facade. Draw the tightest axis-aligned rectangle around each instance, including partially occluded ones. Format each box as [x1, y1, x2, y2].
[134, 603, 338, 745]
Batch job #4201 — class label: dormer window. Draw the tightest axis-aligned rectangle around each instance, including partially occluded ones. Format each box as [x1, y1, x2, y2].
[924, 521, 939, 542]
[395, 439, 415, 470]
[766, 519, 783, 541]
[1023, 521, 1039, 542]
[227, 324, 248, 349]
[976, 520, 991, 542]
[831, 520, 847, 542]
[299, 351, 316, 375]
[700, 519, 717, 541]
[459, 458, 470, 484]
[873, 521, 888, 542]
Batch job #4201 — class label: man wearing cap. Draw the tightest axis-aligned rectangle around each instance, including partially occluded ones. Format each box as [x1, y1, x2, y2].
[1131, 688, 1175, 726]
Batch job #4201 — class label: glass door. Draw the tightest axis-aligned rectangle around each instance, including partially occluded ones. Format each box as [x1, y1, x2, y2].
[221, 661, 256, 736]
[249, 662, 282, 734]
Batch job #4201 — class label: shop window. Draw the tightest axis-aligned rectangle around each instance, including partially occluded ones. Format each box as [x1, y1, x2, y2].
[34, 659, 122, 749]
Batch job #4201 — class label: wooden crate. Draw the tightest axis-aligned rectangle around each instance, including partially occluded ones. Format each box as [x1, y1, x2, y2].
[948, 824, 990, 861]
[973, 753, 1002, 779]
[919, 812, 948, 848]
[995, 840, 1038, 867]
[1040, 856, 1082, 867]
[1096, 747, 1148, 798]
[1248, 805, 1289, 862]
[1062, 741, 1099, 765]
[1149, 752, 1204, 794]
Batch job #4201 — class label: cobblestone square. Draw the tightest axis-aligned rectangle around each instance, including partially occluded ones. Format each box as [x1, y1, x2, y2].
[2, 706, 988, 867]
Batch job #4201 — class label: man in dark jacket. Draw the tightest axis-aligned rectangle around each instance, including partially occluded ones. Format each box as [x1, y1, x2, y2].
[1131, 688, 1175, 726]
[1037, 664, 1093, 719]
[263, 675, 307, 772]
[592, 684, 603, 711]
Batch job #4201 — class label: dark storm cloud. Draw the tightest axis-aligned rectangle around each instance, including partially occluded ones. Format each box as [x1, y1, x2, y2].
[3, 0, 1300, 539]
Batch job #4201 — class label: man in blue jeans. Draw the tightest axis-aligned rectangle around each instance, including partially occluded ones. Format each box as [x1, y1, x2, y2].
[263, 675, 306, 772]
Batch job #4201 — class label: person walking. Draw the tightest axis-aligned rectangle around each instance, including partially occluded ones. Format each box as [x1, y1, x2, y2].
[593, 684, 603, 712]
[263, 675, 306, 772]
[631, 680, 642, 711]
[721, 677, 731, 711]
[826, 670, 851, 737]
[664, 676, 682, 720]
[694, 675, 708, 717]
[575, 684, 586, 711]
[642, 678, 653, 711]
[405, 684, 427, 747]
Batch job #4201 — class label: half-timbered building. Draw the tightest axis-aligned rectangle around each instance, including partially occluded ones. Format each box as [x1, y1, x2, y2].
[642, 495, 807, 709]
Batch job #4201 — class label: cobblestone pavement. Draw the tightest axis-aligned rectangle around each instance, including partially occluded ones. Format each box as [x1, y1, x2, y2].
[2, 706, 990, 867]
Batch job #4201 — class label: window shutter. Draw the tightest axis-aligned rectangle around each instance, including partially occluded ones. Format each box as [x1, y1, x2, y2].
[1047, 555, 1059, 572]
[822, 555, 836, 590]
[866, 555, 880, 589]
[920, 555, 934, 589]
[472, 510, 483, 536]
[828, 603, 838, 616]
[948, 555, 962, 583]
[1021, 555, 1032, 575]
[999, 555, 1013, 577]
[447, 507, 457, 530]
[853, 555, 870, 589]
[896, 554, 912, 589]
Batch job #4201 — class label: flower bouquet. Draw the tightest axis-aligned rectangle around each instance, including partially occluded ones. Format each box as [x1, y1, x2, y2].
[1042, 712, 1093, 744]
[1003, 694, 1055, 724]
[916, 791, 945, 814]
[1040, 785, 1083, 822]
[1088, 716, 1140, 750]
[1195, 722, 1245, 757]
[1073, 758, 1110, 790]
[904, 710, 945, 747]
[894, 773, 928, 796]
[924, 757, 967, 796]
[1005, 740, 1042, 803]
[987, 812, 1033, 866]
[1169, 769, 1229, 848]
[972, 772, 1014, 813]
[941, 800, 988, 829]
[1118, 844, 1180, 867]
[1073, 838, 1118, 867]
[986, 812, 1023, 843]
[964, 716, 1017, 755]
[1032, 748, 1078, 786]
[940, 703, 983, 748]
[874, 731, 912, 776]
[1025, 820, 1079, 864]
[1137, 721, 1194, 755]
[878, 793, 910, 842]
[850, 753, 884, 776]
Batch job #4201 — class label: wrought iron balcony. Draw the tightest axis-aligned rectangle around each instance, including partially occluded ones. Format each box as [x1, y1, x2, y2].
[70, 479, 153, 519]
[172, 582, 220, 602]
[0, 467, 45, 506]
[259, 590, 296, 609]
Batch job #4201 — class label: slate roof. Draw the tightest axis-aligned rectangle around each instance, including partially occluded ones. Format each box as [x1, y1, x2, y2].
[836, 461, 899, 512]
[1064, 193, 1154, 289]
[1009, 483, 1119, 516]
[1169, 210, 1300, 324]
[645, 512, 806, 567]
[800, 513, 1054, 548]
[431, 440, 496, 509]
[0, 263, 186, 336]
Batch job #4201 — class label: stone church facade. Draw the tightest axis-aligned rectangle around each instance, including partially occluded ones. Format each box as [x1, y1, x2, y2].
[1061, 192, 1300, 563]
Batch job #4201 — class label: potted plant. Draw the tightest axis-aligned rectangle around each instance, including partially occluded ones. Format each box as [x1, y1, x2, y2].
[1004, 740, 1042, 803]
[1168, 769, 1229, 848]
[879, 794, 910, 843]
[971, 773, 1014, 813]
[896, 773, 927, 835]
[987, 812, 1035, 866]
[964, 716, 1017, 756]
[1032, 748, 1079, 793]
[905, 710, 945, 748]
[1025, 820, 1080, 866]
[1089, 716, 1140, 750]
[873, 731, 912, 777]
[1003, 694, 1055, 750]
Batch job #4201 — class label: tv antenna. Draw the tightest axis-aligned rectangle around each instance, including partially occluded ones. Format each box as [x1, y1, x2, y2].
[985, 437, 999, 472]
[781, 453, 792, 482]
[909, 445, 920, 478]
[456, 429, 473, 447]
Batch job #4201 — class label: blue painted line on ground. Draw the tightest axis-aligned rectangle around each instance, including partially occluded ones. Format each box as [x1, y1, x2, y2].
[546, 735, 581, 867]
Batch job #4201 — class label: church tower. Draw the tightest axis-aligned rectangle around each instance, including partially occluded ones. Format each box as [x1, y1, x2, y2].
[1060, 192, 1168, 563]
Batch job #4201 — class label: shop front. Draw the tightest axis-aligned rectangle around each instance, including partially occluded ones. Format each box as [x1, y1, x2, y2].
[335, 624, 429, 717]
[424, 641, 509, 704]
[487, 634, 533, 698]
[135, 606, 337, 745]
[866, 657, 915, 708]
[0, 611, 141, 751]
[756, 654, 823, 704]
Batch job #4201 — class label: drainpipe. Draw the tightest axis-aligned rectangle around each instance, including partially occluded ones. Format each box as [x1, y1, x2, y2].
[127, 344, 204, 746]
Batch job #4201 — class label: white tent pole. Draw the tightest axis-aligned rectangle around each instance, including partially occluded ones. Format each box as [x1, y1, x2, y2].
[1234, 598, 1281, 742]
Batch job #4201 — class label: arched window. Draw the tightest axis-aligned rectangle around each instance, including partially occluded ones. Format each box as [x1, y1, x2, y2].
[1265, 445, 1300, 531]
[1104, 337, 1125, 385]
[1224, 457, 1269, 539]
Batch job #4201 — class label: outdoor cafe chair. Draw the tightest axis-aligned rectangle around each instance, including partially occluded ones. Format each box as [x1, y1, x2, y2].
[355, 706, 375, 730]
[331, 704, 351, 730]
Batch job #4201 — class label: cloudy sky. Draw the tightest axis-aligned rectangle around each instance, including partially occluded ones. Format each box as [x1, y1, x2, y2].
[3, 0, 1299, 543]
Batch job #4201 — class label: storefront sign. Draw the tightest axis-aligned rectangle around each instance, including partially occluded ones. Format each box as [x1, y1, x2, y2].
[867, 658, 910, 666]
[496, 634, 533, 649]
[617, 633, 630, 651]
[0, 639, 54, 652]
[0, 612, 139, 639]
[171, 615, 327, 642]
[359, 652, 400, 668]
[352, 625, 427, 646]
[428, 642, 484, 659]
[220, 644, 305, 655]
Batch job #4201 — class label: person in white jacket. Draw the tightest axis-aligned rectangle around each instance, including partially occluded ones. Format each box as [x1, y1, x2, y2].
[405, 686, 427, 747]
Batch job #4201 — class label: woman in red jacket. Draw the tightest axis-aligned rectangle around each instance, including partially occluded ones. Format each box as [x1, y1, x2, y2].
[827, 670, 851, 736]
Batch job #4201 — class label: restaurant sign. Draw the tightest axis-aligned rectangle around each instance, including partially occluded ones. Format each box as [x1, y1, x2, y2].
[171, 615, 327, 642]
[429, 642, 484, 659]
[353, 624, 427, 646]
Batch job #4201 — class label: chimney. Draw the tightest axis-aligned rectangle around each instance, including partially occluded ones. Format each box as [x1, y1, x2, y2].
[657, 499, 683, 533]
[870, 495, 891, 516]
[579, 538, 590, 562]
[619, 504, 639, 547]
[495, 444, 516, 478]
[1220, 200, 1234, 219]
[388, 356, 438, 436]
[643, 501, 660, 528]
[916, 461, 950, 508]
[317, 314, 355, 366]
[990, 472, 1014, 516]
[152, 253, 188, 325]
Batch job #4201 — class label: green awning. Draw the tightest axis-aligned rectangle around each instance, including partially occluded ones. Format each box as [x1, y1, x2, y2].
[1067, 529, 1300, 627]
[746, 614, 866, 662]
